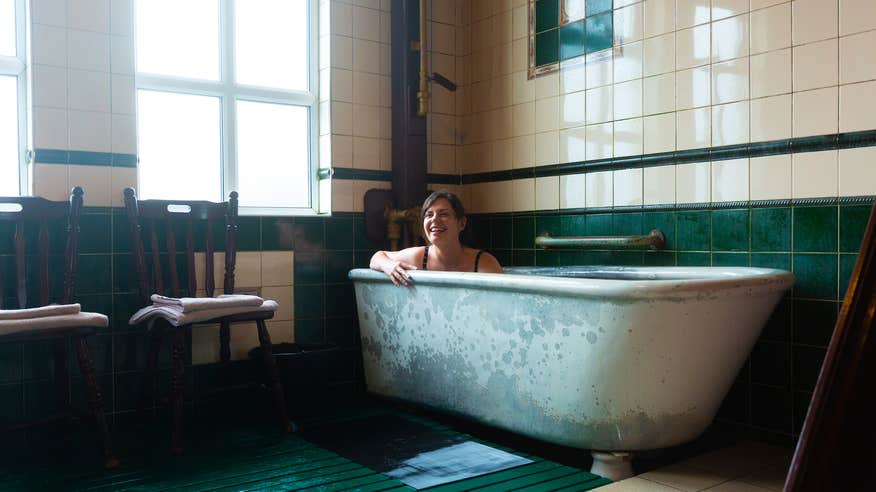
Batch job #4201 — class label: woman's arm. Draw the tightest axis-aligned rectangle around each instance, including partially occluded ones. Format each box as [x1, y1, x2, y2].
[477, 252, 503, 274]
[370, 247, 422, 286]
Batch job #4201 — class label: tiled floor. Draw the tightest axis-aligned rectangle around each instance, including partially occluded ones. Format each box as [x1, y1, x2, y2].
[600, 441, 792, 491]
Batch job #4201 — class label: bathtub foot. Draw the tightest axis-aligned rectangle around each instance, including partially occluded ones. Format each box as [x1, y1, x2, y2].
[590, 451, 635, 481]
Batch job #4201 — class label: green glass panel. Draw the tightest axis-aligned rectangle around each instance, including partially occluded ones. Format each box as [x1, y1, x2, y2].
[535, 29, 559, 66]
[560, 20, 585, 60]
[585, 11, 612, 54]
[585, 0, 612, 15]
[535, 0, 559, 32]
[793, 206, 837, 253]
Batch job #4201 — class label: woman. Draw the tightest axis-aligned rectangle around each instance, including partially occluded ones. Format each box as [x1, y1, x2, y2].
[370, 190, 502, 286]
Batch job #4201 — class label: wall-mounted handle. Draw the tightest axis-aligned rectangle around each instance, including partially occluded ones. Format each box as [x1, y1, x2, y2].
[535, 229, 666, 250]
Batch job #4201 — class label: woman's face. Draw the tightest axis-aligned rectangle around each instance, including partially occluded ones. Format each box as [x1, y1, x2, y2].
[423, 198, 466, 245]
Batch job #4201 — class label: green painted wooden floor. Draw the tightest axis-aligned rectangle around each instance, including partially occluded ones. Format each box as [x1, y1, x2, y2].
[0, 402, 611, 491]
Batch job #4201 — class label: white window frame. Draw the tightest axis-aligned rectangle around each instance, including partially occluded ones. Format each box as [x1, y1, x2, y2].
[134, 0, 320, 215]
[0, 0, 29, 195]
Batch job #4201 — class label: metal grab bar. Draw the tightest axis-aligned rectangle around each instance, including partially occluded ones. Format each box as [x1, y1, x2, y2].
[535, 229, 666, 250]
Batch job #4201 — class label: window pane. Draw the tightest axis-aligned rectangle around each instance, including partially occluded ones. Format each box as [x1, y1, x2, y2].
[0, 0, 14, 57]
[235, 0, 308, 90]
[135, 0, 219, 80]
[137, 90, 221, 201]
[0, 76, 18, 195]
[236, 100, 309, 208]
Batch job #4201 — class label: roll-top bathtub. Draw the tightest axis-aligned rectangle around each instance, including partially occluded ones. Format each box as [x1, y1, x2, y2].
[349, 266, 794, 478]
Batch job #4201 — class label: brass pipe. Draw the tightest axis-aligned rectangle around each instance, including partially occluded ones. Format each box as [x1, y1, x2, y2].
[416, 0, 429, 117]
[535, 230, 666, 250]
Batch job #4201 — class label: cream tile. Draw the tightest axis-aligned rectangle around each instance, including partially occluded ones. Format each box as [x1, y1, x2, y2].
[793, 38, 839, 91]
[840, 80, 876, 132]
[352, 39, 380, 74]
[33, 164, 69, 201]
[261, 251, 294, 286]
[644, 32, 675, 76]
[32, 65, 67, 108]
[534, 131, 560, 166]
[68, 110, 111, 152]
[614, 117, 644, 157]
[235, 252, 263, 289]
[586, 85, 614, 124]
[110, 167, 137, 207]
[32, 107, 68, 150]
[512, 134, 535, 168]
[793, 87, 839, 137]
[491, 139, 513, 171]
[352, 71, 379, 105]
[614, 2, 644, 45]
[261, 286, 293, 321]
[67, 29, 110, 72]
[535, 96, 560, 133]
[751, 0, 787, 9]
[596, 477, 680, 491]
[614, 42, 644, 83]
[712, 58, 749, 104]
[739, 462, 790, 492]
[68, 69, 111, 112]
[676, 162, 711, 203]
[750, 48, 791, 98]
[639, 463, 728, 491]
[512, 101, 535, 136]
[560, 173, 587, 209]
[712, 101, 749, 146]
[536, 71, 560, 98]
[191, 324, 221, 364]
[677, 107, 711, 150]
[840, 0, 876, 36]
[512, 5, 527, 40]
[644, 113, 676, 153]
[792, 0, 838, 45]
[586, 171, 613, 208]
[751, 94, 792, 142]
[353, 137, 380, 169]
[712, 158, 749, 202]
[613, 168, 643, 206]
[331, 179, 354, 212]
[644, 0, 676, 38]
[68, 165, 112, 206]
[793, 150, 838, 199]
[643, 73, 675, 115]
[614, 79, 643, 120]
[706, 480, 777, 491]
[712, 0, 749, 20]
[487, 180, 514, 213]
[331, 135, 353, 167]
[750, 3, 792, 55]
[32, 24, 67, 67]
[840, 147, 876, 197]
[676, 24, 711, 70]
[644, 165, 676, 205]
[560, 127, 587, 163]
[586, 52, 613, 89]
[681, 442, 791, 479]
[586, 123, 614, 159]
[559, 91, 587, 129]
[330, 35, 352, 69]
[331, 1, 353, 37]
[511, 38, 529, 74]
[712, 14, 749, 62]
[677, 66, 711, 109]
[535, 176, 560, 210]
[677, 0, 711, 29]
[840, 31, 876, 84]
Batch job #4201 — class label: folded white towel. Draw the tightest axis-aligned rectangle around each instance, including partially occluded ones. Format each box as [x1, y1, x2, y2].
[0, 304, 81, 321]
[129, 300, 278, 327]
[0, 312, 109, 337]
[150, 294, 265, 313]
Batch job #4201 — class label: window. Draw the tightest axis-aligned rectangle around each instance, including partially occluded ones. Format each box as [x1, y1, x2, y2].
[530, 0, 613, 78]
[0, 0, 28, 196]
[134, 0, 318, 213]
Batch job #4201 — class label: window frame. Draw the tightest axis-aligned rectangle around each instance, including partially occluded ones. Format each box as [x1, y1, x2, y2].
[134, 0, 320, 216]
[0, 0, 29, 195]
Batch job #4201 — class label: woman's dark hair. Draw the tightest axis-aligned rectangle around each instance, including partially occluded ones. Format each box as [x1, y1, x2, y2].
[421, 190, 466, 220]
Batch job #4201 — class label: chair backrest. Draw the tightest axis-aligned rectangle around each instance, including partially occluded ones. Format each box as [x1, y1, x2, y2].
[123, 188, 239, 305]
[0, 187, 83, 309]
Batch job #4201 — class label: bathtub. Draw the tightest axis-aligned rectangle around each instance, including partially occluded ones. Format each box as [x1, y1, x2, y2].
[349, 266, 794, 479]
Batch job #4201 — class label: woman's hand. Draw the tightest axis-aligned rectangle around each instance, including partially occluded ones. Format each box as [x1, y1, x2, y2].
[382, 260, 418, 286]
[370, 250, 420, 286]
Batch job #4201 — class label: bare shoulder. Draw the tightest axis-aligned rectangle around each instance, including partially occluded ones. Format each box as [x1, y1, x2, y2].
[476, 251, 503, 274]
[385, 246, 426, 266]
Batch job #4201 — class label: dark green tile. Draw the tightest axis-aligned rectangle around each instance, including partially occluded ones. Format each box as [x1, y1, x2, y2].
[294, 217, 325, 251]
[792, 299, 838, 347]
[75, 254, 112, 294]
[585, 11, 612, 54]
[513, 216, 535, 249]
[112, 252, 136, 293]
[751, 384, 792, 433]
[535, 250, 561, 266]
[642, 211, 675, 250]
[325, 217, 355, 251]
[469, 216, 491, 249]
[353, 216, 388, 252]
[294, 284, 324, 319]
[751, 342, 790, 388]
[839, 253, 858, 298]
[613, 212, 642, 236]
[492, 218, 513, 249]
[535, 0, 559, 32]
[0, 343, 22, 384]
[113, 331, 148, 372]
[793, 346, 825, 392]
[512, 249, 534, 267]
[717, 378, 748, 423]
[677, 211, 710, 251]
[78, 213, 112, 254]
[70, 374, 113, 415]
[71, 333, 113, 376]
[793, 253, 837, 299]
[559, 250, 584, 265]
[839, 205, 871, 252]
[493, 249, 512, 267]
[325, 283, 356, 319]
[535, 216, 562, 237]
[560, 214, 585, 236]
[353, 250, 373, 269]
[294, 318, 325, 344]
[586, 0, 612, 15]
[535, 29, 559, 66]
[751, 208, 790, 252]
[294, 251, 325, 284]
[643, 251, 675, 266]
[585, 213, 612, 236]
[560, 20, 585, 60]
[326, 317, 359, 348]
[794, 391, 813, 435]
[113, 372, 143, 412]
[262, 217, 295, 251]
[761, 299, 791, 342]
[751, 253, 790, 271]
[0, 383, 23, 420]
[711, 209, 749, 251]
[112, 292, 143, 331]
[325, 251, 355, 283]
[793, 206, 837, 252]
[609, 251, 643, 266]
[712, 252, 749, 266]
[236, 216, 261, 251]
[677, 252, 710, 266]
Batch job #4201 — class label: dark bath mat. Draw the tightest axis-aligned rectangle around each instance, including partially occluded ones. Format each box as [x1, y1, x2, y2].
[300, 413, 532, 489]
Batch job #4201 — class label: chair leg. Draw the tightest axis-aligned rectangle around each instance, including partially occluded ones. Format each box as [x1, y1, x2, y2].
[256, 319, 293, 434]
[138, 324, 164, 423]
[170, 329, 186, 455]
[74, 335, 119, 470]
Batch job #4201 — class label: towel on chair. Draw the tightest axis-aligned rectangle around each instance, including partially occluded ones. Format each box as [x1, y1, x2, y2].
[150, 294, 265, 313]
[0, 311, 109, 337]
[129, 300, 278, 327]
[0, 303, 81, 320]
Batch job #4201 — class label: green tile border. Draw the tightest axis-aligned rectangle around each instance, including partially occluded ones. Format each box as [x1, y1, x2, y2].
[34, 149, 138, 168]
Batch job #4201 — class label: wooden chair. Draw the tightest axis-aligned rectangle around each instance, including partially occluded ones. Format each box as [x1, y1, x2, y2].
[123, 187, 291, 455]
[0, 187, 118, 469]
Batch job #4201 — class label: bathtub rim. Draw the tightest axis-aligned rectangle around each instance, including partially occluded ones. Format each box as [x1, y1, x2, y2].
[349, 266, 795, 301]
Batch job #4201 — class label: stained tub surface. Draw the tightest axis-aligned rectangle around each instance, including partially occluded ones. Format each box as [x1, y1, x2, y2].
[349, 266, 794, 452]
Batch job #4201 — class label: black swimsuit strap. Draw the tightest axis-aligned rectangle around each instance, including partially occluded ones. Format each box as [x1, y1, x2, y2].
[474, 250, 484, 272]
[422, 245, 429, 271]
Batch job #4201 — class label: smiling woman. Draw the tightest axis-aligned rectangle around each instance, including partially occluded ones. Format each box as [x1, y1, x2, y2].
[369, 190, 503, 286]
